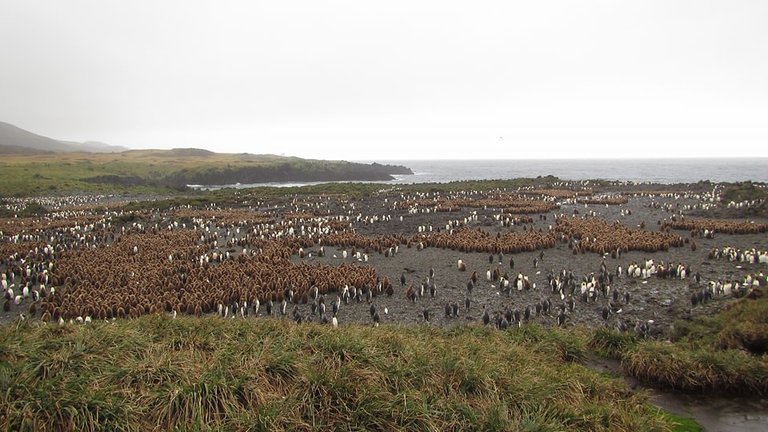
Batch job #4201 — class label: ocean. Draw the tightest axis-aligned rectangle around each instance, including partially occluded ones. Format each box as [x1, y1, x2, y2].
[375, 158, 768, 185]
[192, 158, 768, 189]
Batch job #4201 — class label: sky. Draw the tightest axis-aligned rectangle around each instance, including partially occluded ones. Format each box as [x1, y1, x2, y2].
[1, 1, 767, 160]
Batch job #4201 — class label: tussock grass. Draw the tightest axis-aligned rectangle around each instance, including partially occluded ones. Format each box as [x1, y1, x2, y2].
[714, 295, 768, 354]
[588, 328, 639, 359]
[668, 294, 768, 367]
[593, 295, 768, 395]
[0, 317, 675, 431]
[622, 342, 768, 395]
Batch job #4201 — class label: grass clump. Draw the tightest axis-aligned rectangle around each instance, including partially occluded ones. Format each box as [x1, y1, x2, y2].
[0, 317, 677, 431]
[622, 341, 768, 395]
[668, 292, 768, 355]
[588, 328, 639, 359]
[615, 295, 768, 395]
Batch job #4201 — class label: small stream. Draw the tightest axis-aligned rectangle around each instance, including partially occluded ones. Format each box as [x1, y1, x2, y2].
[586, 357, 768, 432]
[650, 390, 768, 432]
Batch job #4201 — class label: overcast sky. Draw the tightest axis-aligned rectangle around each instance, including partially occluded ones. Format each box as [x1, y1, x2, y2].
[1, 1, 767, 160]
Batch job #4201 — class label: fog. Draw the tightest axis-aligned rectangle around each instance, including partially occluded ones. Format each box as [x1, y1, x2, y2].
[1, 1, 766, 159]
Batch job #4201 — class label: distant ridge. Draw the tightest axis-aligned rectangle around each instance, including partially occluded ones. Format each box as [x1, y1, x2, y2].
[0, 121, 129, 153]
[144, 148, 216, 157]
[0, 121, 415, 195]
[0, 144, 53, 155]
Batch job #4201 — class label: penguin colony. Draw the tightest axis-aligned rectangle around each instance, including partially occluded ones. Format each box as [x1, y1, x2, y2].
[1, 183, 766, 335]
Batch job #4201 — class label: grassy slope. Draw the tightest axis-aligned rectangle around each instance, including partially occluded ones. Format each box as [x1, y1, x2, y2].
[0, 151, 405, 197]
[0, 318, 678, 432]
[0, 151, 192, 196]
[590, 292, 768, 394]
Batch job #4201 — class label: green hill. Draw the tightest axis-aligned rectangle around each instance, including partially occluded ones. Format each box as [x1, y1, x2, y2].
[0, 149, 412, 196]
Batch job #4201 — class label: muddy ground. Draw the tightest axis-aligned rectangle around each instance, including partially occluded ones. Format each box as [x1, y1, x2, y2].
[2, 190, 766, 335]
[281, 193, 768, 335]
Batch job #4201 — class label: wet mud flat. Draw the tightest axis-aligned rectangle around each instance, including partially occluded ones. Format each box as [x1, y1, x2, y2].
[2, 188, 766, 331]
[287, 193, 766, 333]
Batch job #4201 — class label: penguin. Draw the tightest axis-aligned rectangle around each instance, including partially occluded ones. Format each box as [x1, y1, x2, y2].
[406, 286, 416, 303]
[556, 311, 566, 327]
[319, 302, 326, 318]
[499, 317, 509, 330]
[616, 319, 628, 333]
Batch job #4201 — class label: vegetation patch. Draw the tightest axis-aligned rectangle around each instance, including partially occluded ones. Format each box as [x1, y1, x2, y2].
[622, 341, 768, 395]
[604, 294, 768, 395]
[0, 151, 411, 197]
[0, 318, 677, 431]
[588, 328, 639, 359]
[670, 293, 768, 355]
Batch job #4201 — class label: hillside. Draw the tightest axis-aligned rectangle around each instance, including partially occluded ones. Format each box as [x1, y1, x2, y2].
[0, 149, 413, 196]
[0, 317, 682, 431]
[0, 121, 128, 153]
[0, 122, 413, 196]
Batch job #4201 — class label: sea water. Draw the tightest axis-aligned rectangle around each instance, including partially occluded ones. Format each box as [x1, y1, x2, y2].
[192, 158, 768, 189]
[378, 158, 768, 184]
